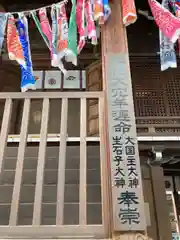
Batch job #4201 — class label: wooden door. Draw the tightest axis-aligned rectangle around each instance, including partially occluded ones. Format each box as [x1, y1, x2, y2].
[86, 61, 102, 137]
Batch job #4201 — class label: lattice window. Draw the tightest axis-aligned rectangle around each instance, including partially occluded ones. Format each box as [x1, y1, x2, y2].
[0, 145, 102, 225]
[166, 69, 180, 116]
[131, 59, 167, 117]
[131, 58, 180, 118]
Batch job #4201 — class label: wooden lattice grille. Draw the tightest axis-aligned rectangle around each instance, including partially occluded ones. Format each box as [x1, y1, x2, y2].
[0, 92, 107, 238]
[166, 68, 180, 116]
[131, 57, 180, 134]
[131, 58, 180, 117]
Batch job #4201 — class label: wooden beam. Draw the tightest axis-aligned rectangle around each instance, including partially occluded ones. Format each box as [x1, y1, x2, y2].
[1, 52, 100, 70]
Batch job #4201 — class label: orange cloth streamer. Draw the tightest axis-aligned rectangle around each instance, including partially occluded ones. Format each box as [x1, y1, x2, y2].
[94, 0, 104, 24]
[7, 15, 25, 67]
[122, 0, 137, 27]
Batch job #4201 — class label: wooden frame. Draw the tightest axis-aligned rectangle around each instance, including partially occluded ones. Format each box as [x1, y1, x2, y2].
[0, 91, 110, 238]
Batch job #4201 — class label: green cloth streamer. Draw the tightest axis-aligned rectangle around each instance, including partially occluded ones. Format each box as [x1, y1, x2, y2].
[31, 12, 50, 49]
[66, 0, 77, 65]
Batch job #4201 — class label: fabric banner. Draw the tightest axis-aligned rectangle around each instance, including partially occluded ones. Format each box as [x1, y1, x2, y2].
[148, 0, 180, 43]
[31, 12, 49, 49]
[51, 4, 67, 75]
[76, 0, 86, 53]
[66, 0, 78, 66]
[159, 0, 177, 71]
[56, 3, 68, 60]
[16, 15, 36, 92]
[0, 13, 7, 54]
[7, 15, 25, 67]
[51, 6, 58, 62]
[63, 70, 86, 89]
[39, 8, 52, 48]
[85, 0, 98, 44]
[122, 0, 137, 26]
[45, 71, 62, 89]
[94, 0, 104, 23]
[33, 71, 43, 89]
[103, 0, 111, 21]
[169, 0, 180, 56]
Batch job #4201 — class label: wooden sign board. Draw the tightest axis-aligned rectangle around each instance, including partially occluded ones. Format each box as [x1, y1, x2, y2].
[34, 70, 86, 90]
[106, 53, 146, 231]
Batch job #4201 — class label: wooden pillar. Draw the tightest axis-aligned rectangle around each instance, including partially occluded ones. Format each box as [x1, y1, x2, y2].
[150, 165, 172, 240]
[101, 0, 127, 64]
[101, 0, 149, 239]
